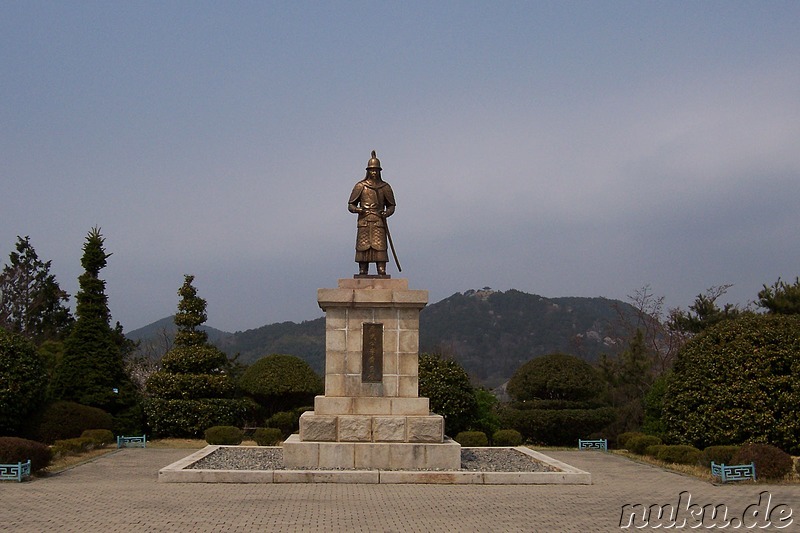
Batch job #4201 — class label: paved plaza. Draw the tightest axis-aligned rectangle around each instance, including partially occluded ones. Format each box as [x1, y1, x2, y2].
[2, 448, 799, 531]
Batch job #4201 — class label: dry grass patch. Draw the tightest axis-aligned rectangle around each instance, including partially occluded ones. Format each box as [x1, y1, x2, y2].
[45, 447, 118, 474]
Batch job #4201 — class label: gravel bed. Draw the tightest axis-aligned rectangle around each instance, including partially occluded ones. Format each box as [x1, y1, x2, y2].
[188, 447, 559, 473]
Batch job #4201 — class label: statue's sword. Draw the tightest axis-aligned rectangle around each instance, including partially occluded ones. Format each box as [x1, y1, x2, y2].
[383, 215, 402, 272]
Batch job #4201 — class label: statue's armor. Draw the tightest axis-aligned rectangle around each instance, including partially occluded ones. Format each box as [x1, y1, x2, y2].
[349, 179, 395, 263]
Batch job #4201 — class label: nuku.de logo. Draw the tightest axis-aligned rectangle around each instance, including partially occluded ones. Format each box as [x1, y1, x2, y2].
[619, 491, 793, 529]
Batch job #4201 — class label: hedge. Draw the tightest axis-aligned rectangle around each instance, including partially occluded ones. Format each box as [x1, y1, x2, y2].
[498, 406, 616, 446]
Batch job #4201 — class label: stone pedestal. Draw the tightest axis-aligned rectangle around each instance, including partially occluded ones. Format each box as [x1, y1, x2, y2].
[283, 278, 461, 470]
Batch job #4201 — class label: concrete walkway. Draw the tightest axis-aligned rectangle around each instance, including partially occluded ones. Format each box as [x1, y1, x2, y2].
[2, 448, 798, 531]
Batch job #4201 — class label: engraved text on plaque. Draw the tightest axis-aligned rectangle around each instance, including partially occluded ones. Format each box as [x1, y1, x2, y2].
[362, 323, 383, 382]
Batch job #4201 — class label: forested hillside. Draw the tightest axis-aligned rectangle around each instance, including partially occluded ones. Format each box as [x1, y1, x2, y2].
[129, 289, 636, 387]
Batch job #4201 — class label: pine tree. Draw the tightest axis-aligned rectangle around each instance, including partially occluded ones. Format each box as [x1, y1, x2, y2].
[0, 236, 73, 343]
[51, 228, 137, 419]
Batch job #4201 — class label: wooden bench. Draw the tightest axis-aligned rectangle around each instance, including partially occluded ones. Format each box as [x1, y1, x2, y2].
[117, 435, 147, 448]
[578, 438, 608, 451]
[0, 460, 31, 482]
[711, 461, 755, 483]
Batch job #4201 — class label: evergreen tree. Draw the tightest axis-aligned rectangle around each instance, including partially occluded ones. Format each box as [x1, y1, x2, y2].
[174, 275, 208, 347]
[144, 275, 247, 437]
[51, 228, 137, 419]
[758, 277, 800, 315]
[0, 236, 73, 343]
[669, 285, 742, 334]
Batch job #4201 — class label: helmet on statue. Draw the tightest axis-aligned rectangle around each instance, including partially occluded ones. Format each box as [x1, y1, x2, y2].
[366, 150, 382, 171]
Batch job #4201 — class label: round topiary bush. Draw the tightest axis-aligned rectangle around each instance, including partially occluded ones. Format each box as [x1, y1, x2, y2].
[36, 401, 113, 443]
[663, 314, 800, 453]
[238, 354, 323, 420]
[0, 436, 52, 473]
[654, 444, 702, 465]
[507, 353, 603, 403]
[699, 445, 741, 468]
[493, 429, 523, 446]
[253, 427, 283, 446]
[644, 444, 667, 458]
[626, 435, 662, 455]
[204, 425, 243, 445]
[80, 429, 115, 447]
[266, 410, 299, 438]
[731, 443, 793, 480]
[455, 431, 489, 447]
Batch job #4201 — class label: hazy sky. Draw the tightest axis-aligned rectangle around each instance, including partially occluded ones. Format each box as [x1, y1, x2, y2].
[3, 1, 799, 332]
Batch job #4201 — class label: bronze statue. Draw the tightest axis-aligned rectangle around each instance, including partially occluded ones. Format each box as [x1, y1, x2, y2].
[348, 150, 399, 277]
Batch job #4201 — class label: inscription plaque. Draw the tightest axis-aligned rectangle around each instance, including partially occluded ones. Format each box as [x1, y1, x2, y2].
[362, 323, 383, 382]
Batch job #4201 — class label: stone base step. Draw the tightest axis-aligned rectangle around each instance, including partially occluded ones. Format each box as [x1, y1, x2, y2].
[283, 434, 462, 470]
[299, 411, 444, 443]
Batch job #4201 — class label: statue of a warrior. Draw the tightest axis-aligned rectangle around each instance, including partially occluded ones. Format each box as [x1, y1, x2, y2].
[348, 150, 396, 277]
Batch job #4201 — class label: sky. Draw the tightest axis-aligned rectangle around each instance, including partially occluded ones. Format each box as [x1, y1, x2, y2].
[2, 1, 799, 333]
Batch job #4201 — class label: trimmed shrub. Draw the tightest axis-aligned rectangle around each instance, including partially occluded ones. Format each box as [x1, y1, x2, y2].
[238, 354, 323, 421]
[36, 401, 113, 443]
[627, 435, 662, 455]
[617, 431, 646, 450]
[655, 445, 702, 465]
[160, 345, 229, 375]
[699, 445, 741, 468]
[81, 429, 115, 447]
[266, 411, 299, 439]
[205, 426, 243, 445]
[498, 405, 616, 446]
[0, 436, 52, 473]
[144, 372, 235, 400]
[52, 437, 95, 456]
[143, 398, 249, 438]
[507, 353, 603, 403]
[492, 429, 523, 447]
[253, 427, 283, 446]
[455, 431, 489, 447]
[644, 444, 667, 458]
[731, 443, 793, 480]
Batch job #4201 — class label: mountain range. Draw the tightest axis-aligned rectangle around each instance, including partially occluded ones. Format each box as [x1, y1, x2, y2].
[127, 288, 637, 388]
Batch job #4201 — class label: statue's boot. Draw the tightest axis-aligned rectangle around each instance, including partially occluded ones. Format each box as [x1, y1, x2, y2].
[377, 262, 387, 276]
[359, 262, 369, 276]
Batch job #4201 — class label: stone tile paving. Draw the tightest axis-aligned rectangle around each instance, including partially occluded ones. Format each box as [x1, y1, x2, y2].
[2, 448, 799, 532]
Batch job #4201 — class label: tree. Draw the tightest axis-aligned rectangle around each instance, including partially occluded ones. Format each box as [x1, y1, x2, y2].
[0, 329, 48, 435]
[418, 352, 478, 436]
[0, 236, 73, 343]
[500, 353, 614, 445]
[758, 277, 800, 315]
[669, 285, 743, 334]
[238, 353, 322, 422]
[662, 314, 800, 453]
[51, 228, 138, 420]
[143, 275, 247, 437]
[598, 329, 654, 435]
